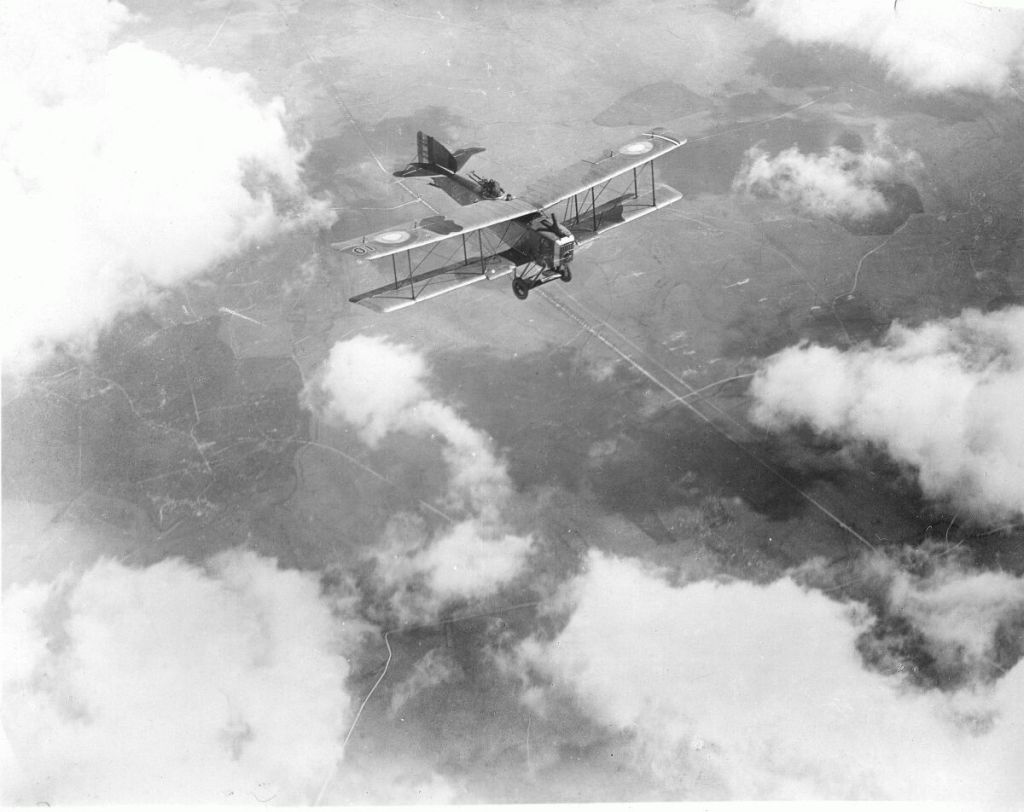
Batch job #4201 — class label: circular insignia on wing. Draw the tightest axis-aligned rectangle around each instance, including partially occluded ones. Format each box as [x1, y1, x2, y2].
[618, 140, 654, 155]
[373, 230, 413, 245]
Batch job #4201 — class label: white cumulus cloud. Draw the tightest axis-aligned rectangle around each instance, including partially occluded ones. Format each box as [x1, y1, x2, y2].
[305, 335, 535, 622]
[1, 550, 361, 804]
[733, 142, 910, 221]
[749, 306, 1024, 522]
[0, 0, 332, 374]
[516, 550, 1024, 801]
[370, 515, 536, 623]
[749, 0, 1024, 96]
[306, 334, 431, 446]
[894, 568, 1024, 670]
[794, 545, 1024, 683]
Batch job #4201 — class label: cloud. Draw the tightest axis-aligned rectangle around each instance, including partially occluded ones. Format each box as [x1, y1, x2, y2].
[516, 550, 1024, 801]
[368, 515, 536, 623]
[306, 335, 535, 622]
[0, 0, 332, 374]
[748, 0, 1024, 96]
[889, 565, 1024, 674]
[2, 550, 362, 804]
[793, 544, 1024, 684]
[414, 520, 533, 598]
[389, 647, 463, 715]
[306, 334, 431, 447]
[749, 306, 1024, 522]
[733, 141, 913, 222]
[307, 334, 514, 516]
[409, 400, 513, 519]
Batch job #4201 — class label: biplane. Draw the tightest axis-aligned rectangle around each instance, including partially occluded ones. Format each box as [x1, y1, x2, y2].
[333, 129, 687, 312]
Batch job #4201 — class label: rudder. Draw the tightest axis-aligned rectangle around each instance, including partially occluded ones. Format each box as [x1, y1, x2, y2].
[416, 131, 459, 173]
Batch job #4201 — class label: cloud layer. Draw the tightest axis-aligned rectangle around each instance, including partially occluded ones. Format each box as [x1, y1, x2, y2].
[1, 0, 331, 373]
[306, 335, 535, 622]
[2, 550, 359, 804]
[749, 0, 1024, 96]
[517, 550, 1024, 801]
[749, 306, 1024, 522]
[733, 142, 912, 222]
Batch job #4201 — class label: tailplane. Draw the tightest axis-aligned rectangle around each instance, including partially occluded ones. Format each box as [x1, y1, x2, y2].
[394, 131, 484, 177]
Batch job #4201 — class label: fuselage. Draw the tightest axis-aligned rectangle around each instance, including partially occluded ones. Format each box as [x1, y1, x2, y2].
[437, 166, 507, 201]
[402, 157, 576, 273]
[442, 169, 576, 269]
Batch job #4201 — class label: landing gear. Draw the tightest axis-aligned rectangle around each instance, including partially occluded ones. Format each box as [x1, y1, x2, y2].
[511, 263, 574, 300]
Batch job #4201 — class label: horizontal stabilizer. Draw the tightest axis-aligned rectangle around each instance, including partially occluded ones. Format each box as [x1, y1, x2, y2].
[394, 163, 442, 178]
[413, 132, 484, 173]
[451, 146, 485, 170]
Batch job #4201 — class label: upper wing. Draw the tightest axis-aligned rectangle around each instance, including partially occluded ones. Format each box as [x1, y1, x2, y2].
[332, 196, 538, 262]
[519, 129, 686, 210]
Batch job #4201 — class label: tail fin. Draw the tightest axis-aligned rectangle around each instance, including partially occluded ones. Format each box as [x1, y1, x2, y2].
[417, 132, 485, 171]
[394, 132, 484, 178]
[417, 131, 459, 172]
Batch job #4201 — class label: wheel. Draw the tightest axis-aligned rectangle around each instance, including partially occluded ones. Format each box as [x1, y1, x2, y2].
[513, 278, 530, 300]
[559, 265, 572, 282]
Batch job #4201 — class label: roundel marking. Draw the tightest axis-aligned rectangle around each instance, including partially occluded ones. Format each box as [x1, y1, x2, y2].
[374, 230, 414, 245]
[618, 139, 654, 156]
